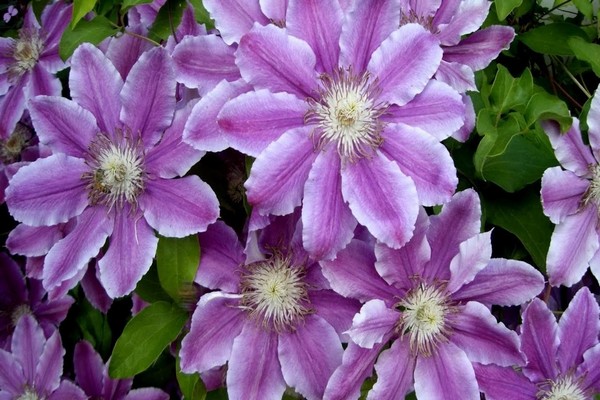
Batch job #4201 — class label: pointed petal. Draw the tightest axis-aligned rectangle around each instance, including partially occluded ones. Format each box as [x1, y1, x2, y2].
[120, 47, 175, 147]
[5, 154, 89, 226]
[541, 166, 588, 224]
[98, 207, 158, 298]
[29, 96, 97, 158]
[309, 289, 360, 339]
[323, 341, 384, 400]
[13, 315, 44, 385]
[520, 298, 560, 381]
[80, 264, 112, 313]
[443, 26, 514, 71]
[449, 302, 523, 366]
[585, 86, 600, 159]
[345, 299, 397, 349]
[320, 240, 398, 303]
[341, 152, 418, 249]
[172, 35, 240, 95]
[6, 224, 63, 257]
[34, 331, 64, 393]
[380, 123, 457, 206]
[579, 344, 600, 393]
[124, 388, 169, 400]
[245, 127, 317, 216]
[218, 89, 306, 157]
[203, 0, 269, 45]
[286, 0, 342, 73]
[196, 221, 244, 292]
[369, 339, 415, 400]
[544, 119, 595, 177]
[139, 176, 219, 238]
[425, 188, 481, 281]
[452, 258, 544, 306]
[547, 205, 599, 287]
[414, 341, 479, 400]
[557, 287, 600, 370]
[48, 380, 87, 400]
[183, 79, 251, 153]
[279, 315, 343, 400]
[381, 80, 465, 142]
[367, 24, 442, 106]
[69, 43, 123, 133]
[302, 149, 356, 260]
[26, 65, 61, 97]
[259, 0, 286, 21]
[436, 0, 490, 45]
[180, 292, 245, 373]
[435, 59, 476, 92]
[237, 24, 318, 99]
[446, 232, 492, 294]
[339, 0, 400, 72]
[226, 323, 286, 400]
[105, 25, 153, 80]
[0, 76, 27, 134]
[473, 363, 537, 400]
[0, 349, 25, 395]
[40, 2, 72, 52]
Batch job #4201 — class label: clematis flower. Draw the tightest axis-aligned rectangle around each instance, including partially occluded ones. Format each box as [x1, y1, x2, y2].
[0, 315, 87, 399]
[179, 216, 360, 400]
[541, 85, 600, 287]
[475, 287, 600, 399]
[189, 0, 465, 260]
[74, 340, 169, 400]
[321, 189, 545, 400]
[5, 43, 219, 298]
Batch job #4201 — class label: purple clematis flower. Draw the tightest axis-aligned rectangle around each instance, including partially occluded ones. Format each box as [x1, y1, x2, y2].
[0, 252, 73, 350]
[541, 85, 600, 287]
[74, 340, 169, 400]
[179, 216, 360, 400]
[0, 315, 87, 399]
[5, 43, 219, 298]
[187, 0, 465, 260]
[321, 189, 545, 400]
[475, 287, 600, 399]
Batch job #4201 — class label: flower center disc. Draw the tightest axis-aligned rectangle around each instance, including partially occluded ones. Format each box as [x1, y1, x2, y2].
[10, 32, 43, 78]
[539, 376, 586, 400]
[240, 256, 311, 332]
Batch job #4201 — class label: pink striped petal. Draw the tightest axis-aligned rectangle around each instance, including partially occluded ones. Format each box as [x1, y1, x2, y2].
[12, 315, 44, 384]
[105, 25, 153, 80]
[436, 0, 490, 45]
[544, 119, 595, 177]
[521, 298, 560, 381]
[369, 339, 415, 400]
[309, 289, 360, 340]
[6, 224, 64, 257]
[203, 0, 269, 45]
[541, 166, 588, 224]
[443, 26, 515, 71]
[34, 331, 64, 393]
[435, 59, 476, 92]
[473, 363, 537, 400]
[26, 65, 61, 97]
[586, 84, 600, 159]
[446, 232, 492, 294]
[345, 299, 397, 349]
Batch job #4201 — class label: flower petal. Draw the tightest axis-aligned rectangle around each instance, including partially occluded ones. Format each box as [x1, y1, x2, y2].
[586, 87, 600, 159]
[436, 0, 490, 45]
[345, 299, 397, 349]
[29, 96, 97, 158]
[547, 205, 599, 287]
[557, 287, 600, 371]
[544, 119, 595, 177]
[218, 89, 306, 157]
[34, 331, 64, 394]
[443, 26, 514, 71]
[237, 24, 318, 99]
[449, 302, 522, 366]
[541, 166, 588, 224]
[369, 339, 415, 400]
[47, 380, 87, 400]
[180, 292, 245, 373]
[302, 149, 356, 260]
[6, 224, 64, 257]
[0, 349, 25, 395]
[26, 65, 62, 98]
[446, 232, 492, 294]
[286, 0, 342, 73]
[341, 151, 418, 249]
[279, 315, 343, 400]
[12, 315, 44, 385]
[120, 46, 175, 148]
[367, 23, 442, 106]
[245, 127, 318, 216]
[203, 0, 269, 45]
[98, 207, 158, 298]
[73, 341, 104, 397]
[172, 35, 240, 95]
[435, 59, 476, 92]
[414, 341, 479, 400]
[579, 344, 600, 393]
[105, 25, 153, 80]
[69, 43, 123, 133]
[380, 123, 457, 206]
[309, 289, 360, 340]
[473, 363, 537, 400]
[6, 154, 89, 226]
[139, 176, 219, 238]
[43, 206, 113, 291]
[339, 0, 400, 72]
[0, 76, 27, 134]
[124, 388, 169, 400]
[226, 322, 286, 400]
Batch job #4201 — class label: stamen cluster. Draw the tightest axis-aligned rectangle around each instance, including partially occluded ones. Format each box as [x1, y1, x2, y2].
[537, 375, 586, 400]
[583, 163, 600, 208]
[8, 30, 43, 79]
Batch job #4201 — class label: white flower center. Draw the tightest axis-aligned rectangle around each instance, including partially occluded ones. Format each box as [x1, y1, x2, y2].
[11, 304, 32, 326]
[240, 256, 311, 332]
[306, 68, 386, 162]
[538, 375, 586, 400]
[85, 133, 145, 209]
[400, 11, 435, 31]
[584, 163, 600, 207]
[10, 31, 43, 78]
[1, 123, 30, 164]
[396, 284, 454, 356]
[17, 387, 42, 400]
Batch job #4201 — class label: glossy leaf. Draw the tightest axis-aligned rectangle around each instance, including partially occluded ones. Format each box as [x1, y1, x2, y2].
[519, 23, 589, 56]
[494, 0, 523, 20]
[135, 263, 173, 303]
[569, 37, 600, 78]
[122, 0, 154, 8]
[71, 0, 97, 28]
[59, 15, 119, 60]
[156, 234, 200, 303]
[176, 356, 207, 400]
[148, 0, 186, 41]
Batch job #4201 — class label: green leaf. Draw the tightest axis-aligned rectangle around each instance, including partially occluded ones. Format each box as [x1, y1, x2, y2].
[71, 0, 97, 28]
[519, 23, 589, 56]
[122, 0, 154, 8]
[108, 301, 188, 378]
[573, 0, 594, 19]
[176, 357, 207, 400]
[489, 65, 533, 116]
[494, 0, 523, 20]
[187, 0, 215, 30]
[569, 37, 600, 78]
[135, 263, 172, 303]
[484, 185, 553, 269]
[523, 89, 572, 132]
[148, 0, 186, 42]
[156, 234, 200, 302]
[59, 15, 119, 60]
